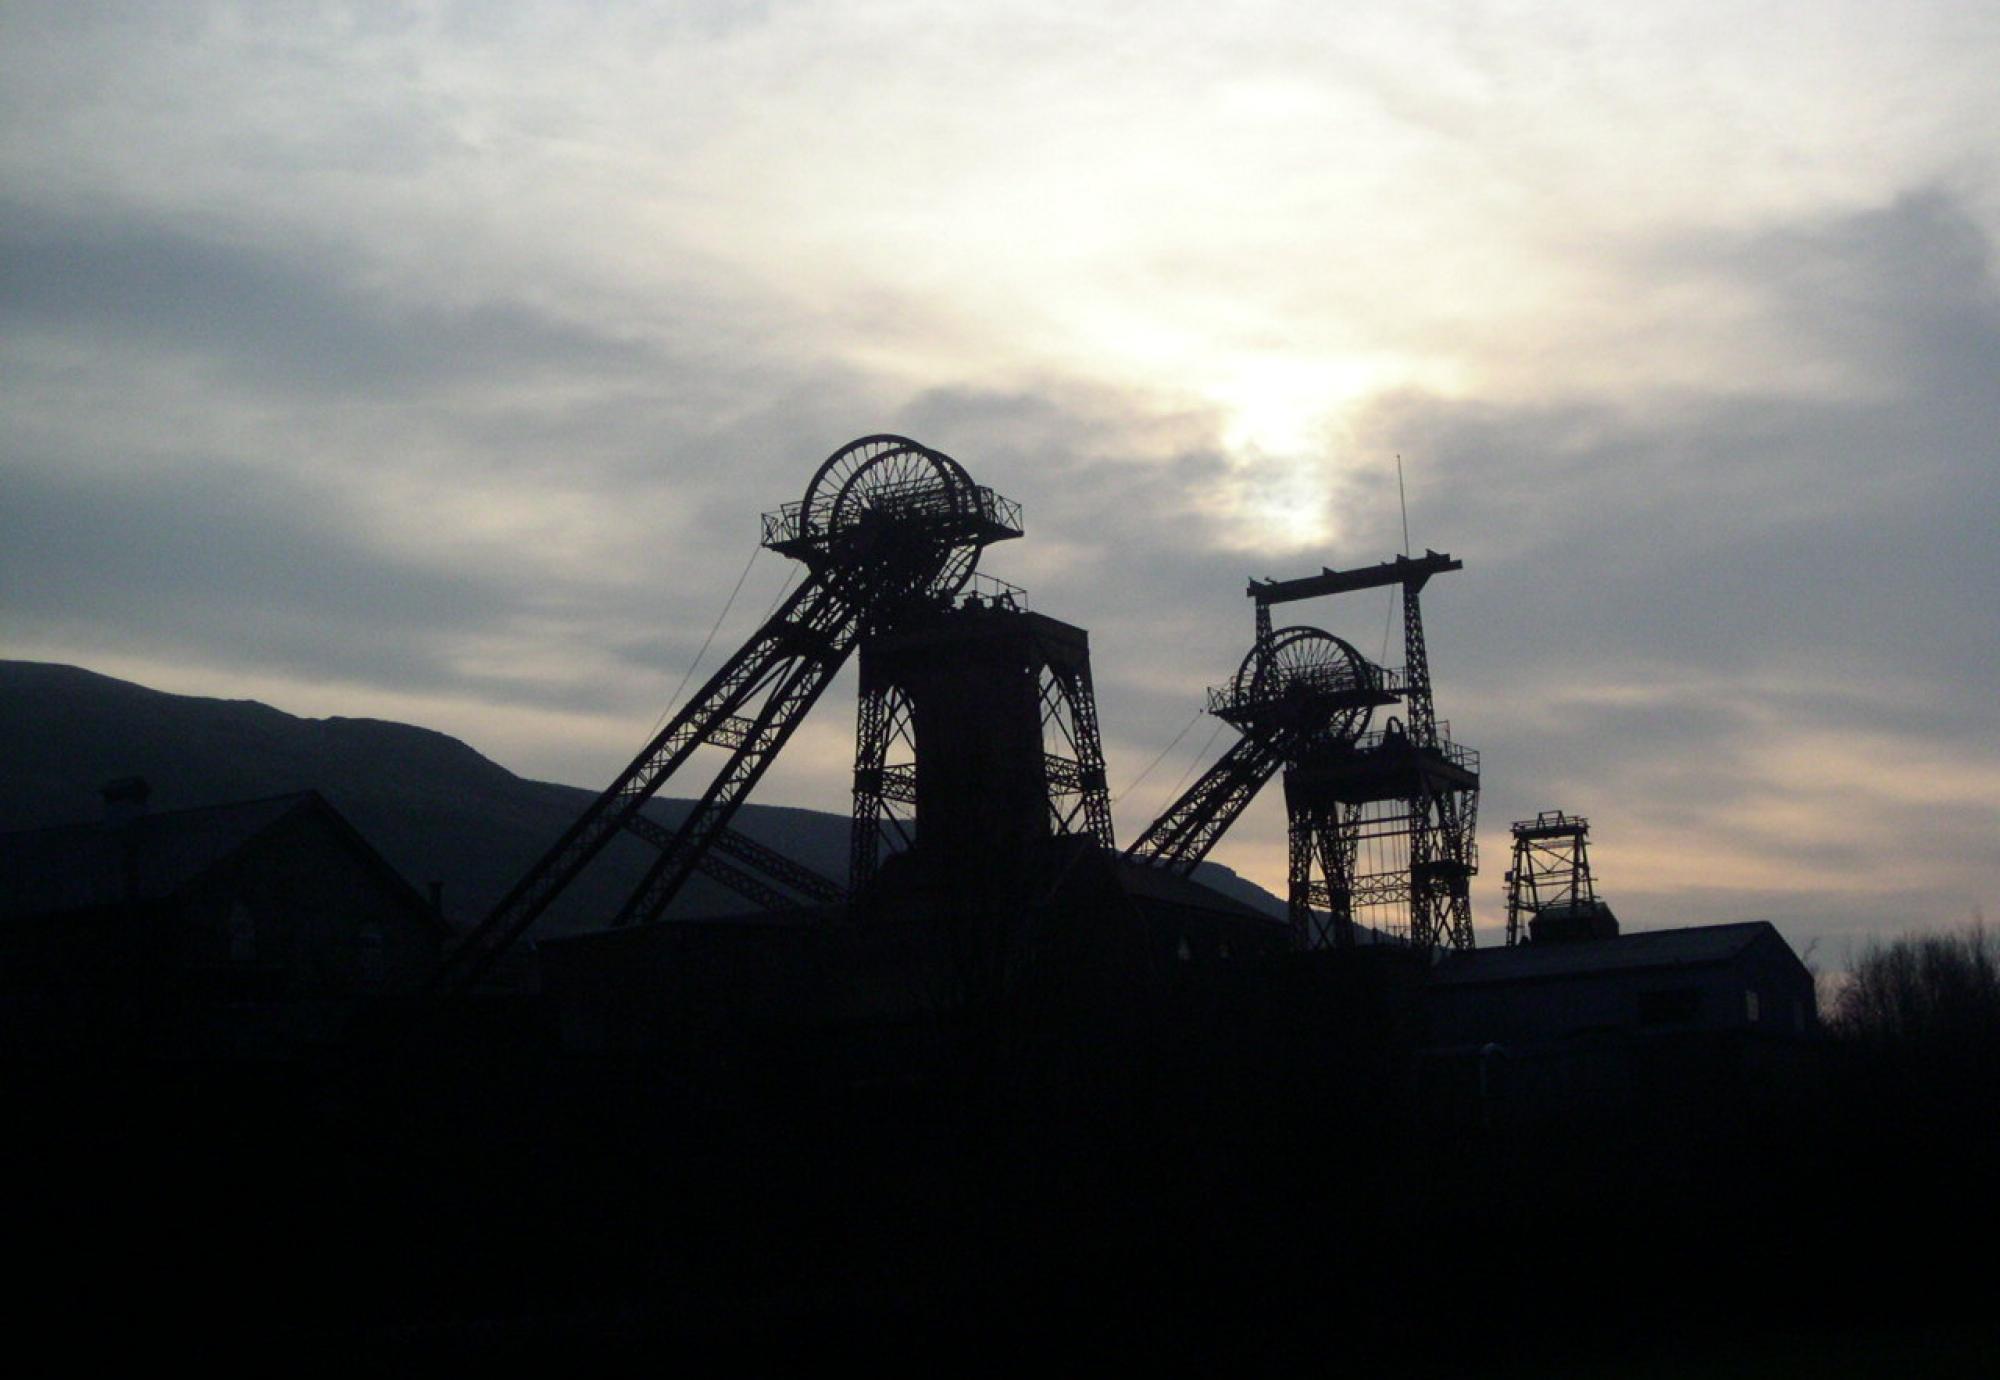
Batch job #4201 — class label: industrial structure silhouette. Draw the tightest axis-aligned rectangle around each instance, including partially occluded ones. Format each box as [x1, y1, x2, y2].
[444, 434, 1487, 993]
[0, 435, 1866, 1368]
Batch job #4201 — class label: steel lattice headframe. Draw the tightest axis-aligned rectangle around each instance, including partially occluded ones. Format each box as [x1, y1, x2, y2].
[437, 436, 1023, 993]
[1127, 551, 1480, 954]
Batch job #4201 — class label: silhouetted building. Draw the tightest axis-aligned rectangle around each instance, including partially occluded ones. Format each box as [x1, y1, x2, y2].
[1429, 921, 1816, 1048]
[1421, 921, 1818, 1126]
[0, 784, 448, 1056]
[1112, 856, 1292, 966]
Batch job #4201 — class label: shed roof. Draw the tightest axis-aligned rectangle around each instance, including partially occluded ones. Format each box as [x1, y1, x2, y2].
[1430, 921, 1791, 988]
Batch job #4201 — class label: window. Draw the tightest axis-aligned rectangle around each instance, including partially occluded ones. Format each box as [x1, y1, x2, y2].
[1745, 989, 1760, 1024]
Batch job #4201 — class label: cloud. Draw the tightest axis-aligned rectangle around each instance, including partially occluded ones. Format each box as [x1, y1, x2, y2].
[1377, 188, 2000, 694]
[0, 188, 909, 729]
[0, 455, 521, 694]
[0, 200, 647, 396]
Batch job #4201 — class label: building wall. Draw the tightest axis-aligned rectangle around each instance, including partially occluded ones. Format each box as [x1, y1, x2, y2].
[1428, 936, 1817, 1050]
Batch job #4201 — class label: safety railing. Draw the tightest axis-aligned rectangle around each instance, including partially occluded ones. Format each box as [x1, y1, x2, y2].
[761, 483, 1022, 549]
[1207, 663, 1404, 717]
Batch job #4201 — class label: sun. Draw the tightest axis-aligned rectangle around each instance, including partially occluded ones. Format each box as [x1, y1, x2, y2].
[1211, 356, 1366, 458]
[1204, 355, 1394, 550]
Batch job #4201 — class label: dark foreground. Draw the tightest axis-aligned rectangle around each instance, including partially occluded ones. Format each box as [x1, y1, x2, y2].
[7, 996, 1996, 1373]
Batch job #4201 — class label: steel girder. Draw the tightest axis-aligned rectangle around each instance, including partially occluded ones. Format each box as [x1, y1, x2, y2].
[1124, 733, 1285, 876]
[1037, 656, 1115, 849]
[849, 677, 917, 892]
[440, 578, 863, 987]
[848, 606, 1115, 892]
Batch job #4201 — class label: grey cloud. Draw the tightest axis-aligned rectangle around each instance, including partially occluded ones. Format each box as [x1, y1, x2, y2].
[0, 187, 920, 720]
[1, 117, 1992, 936]
[0, 200, 645, 396]
[891, 383, 1284, 694]
[0, 456, 528, 694]
[0, 440, 865, 722]
[1329, 190, 2000, 931]
[1369, 189, 2000, 724]
[1678, 188, 2000, 404]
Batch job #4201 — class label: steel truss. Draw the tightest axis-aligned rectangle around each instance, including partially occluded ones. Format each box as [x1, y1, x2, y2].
[850, 674, 917, 892]
[1504, 810, 1607, 946]
[1132, 551, 1480, 954]
[1125, 734, 1286, 875]
[1034, 640, 1116, 848]
[1395, 570, 1478, 952]
[439, 436, 1020, 991]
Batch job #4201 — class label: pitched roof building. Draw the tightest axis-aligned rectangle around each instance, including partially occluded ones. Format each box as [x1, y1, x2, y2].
[1427, 920, 1817, 1049]
[0, 783, 449, 1055]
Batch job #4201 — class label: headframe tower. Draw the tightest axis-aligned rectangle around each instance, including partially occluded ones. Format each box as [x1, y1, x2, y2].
[1127, 550, 1480, 953]
[1250, 552, 1480, 952]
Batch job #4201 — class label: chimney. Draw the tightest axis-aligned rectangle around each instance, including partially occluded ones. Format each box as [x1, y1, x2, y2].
[101, 775, 152, 827]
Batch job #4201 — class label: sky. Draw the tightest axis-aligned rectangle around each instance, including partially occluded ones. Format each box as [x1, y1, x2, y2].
[3, 1, 1997, 957]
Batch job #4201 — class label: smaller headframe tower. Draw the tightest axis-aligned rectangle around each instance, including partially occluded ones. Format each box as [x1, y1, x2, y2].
[1504, 811, 1616, 945]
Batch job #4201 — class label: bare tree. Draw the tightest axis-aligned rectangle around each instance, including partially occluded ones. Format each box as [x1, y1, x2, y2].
[1831, 921, 2000, 1052]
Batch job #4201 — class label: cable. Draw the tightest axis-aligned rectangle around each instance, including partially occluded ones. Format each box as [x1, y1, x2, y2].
[757, 563, 801, 623]
[1163, 717, 1228, 803]
[1111, 708, 1203, 804]
[648, 543, 762, 738]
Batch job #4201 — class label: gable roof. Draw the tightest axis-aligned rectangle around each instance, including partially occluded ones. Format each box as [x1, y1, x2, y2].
[1429, 921, 1795, 988]
[0, 791, 443, 926]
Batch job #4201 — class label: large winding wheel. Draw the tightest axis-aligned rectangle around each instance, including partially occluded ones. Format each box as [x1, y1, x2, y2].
[1126, 626, 1384, 876]
[1218, 626, 1379, 746]
[771, 435, 1008, 613]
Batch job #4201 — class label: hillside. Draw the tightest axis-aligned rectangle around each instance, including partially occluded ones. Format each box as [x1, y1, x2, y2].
[0, 661, 1288, 932]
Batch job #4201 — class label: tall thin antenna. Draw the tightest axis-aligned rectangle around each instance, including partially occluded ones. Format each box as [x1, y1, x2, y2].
[1395, 452, 1411, 557]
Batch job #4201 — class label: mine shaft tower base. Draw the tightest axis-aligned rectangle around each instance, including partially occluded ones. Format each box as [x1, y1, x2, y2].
[850, 591, 1115, 899]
